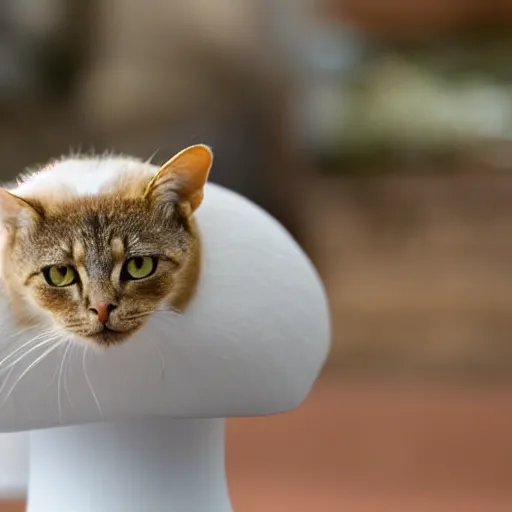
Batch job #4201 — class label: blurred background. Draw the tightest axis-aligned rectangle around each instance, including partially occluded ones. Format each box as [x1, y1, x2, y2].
[2, 0, 512, 510]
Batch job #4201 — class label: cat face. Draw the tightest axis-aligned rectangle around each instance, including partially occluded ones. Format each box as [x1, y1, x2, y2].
[9, 198, 190, 345]
[0, 145, 212, 346]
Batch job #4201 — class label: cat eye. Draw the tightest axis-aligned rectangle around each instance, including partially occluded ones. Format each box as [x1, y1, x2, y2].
[43, 265, 77, 287]
[121, 256, 157, 281]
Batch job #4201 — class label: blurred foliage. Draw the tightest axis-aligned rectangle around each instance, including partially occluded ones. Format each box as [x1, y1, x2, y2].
[318, 30, 512, 173]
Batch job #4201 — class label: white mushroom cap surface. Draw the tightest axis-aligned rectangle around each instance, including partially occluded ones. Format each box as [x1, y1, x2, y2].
[0, 162, 330, 433]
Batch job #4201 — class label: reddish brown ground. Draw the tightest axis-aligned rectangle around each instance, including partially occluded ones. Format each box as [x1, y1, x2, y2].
[4, 376, 512, 511]
[228, 376, 512, 511]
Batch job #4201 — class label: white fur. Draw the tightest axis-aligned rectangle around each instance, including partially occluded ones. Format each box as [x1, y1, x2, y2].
[13, 157, 158, 197]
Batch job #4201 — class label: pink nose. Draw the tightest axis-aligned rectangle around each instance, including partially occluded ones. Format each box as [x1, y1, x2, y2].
[89, 302, 117, 324]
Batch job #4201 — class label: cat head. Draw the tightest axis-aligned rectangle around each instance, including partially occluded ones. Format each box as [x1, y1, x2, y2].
[0, 145, 212, 346]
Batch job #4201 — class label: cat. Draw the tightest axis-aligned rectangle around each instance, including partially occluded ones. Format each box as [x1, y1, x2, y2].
[0, 144, 212, 347]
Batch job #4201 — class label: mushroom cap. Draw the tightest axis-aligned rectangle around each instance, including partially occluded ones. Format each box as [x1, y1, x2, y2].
[0, 181, 330, 432]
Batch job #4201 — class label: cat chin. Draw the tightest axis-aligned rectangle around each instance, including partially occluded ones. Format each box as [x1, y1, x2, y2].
[74, 326, 140, 348]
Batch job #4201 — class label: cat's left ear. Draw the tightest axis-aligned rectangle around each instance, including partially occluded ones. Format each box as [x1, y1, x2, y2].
[0, 189, 41, 231]
[145, 144, 213, 216]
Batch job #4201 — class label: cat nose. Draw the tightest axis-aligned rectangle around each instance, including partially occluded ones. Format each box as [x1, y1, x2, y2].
[89, 302, 117, 324]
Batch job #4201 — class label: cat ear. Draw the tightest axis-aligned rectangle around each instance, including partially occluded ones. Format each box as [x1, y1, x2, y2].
[145, 144, 212, 215]
[0, 189, 41, 230]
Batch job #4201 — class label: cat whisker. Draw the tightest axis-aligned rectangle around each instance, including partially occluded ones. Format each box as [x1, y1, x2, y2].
[0, 339, 63, 410]
[152, 340, 166, 381]
[57, 340, 73, 424]
[151, 314, 181, 330]
[64, 339, 76, 410]
[150, 318, 187, 345]
[0, 327, 55, 370]
[0, 332, 61, 375]
[82, 346, 103, 419]
[47, 340, 69, 391]
[153, 307, 182, 315]
[151, 315, 176, 322]
[62, 323, 90, 331]
[0, 366, 15, 398]
[122, 314, 151, 322]
[1, 323, 41, 345]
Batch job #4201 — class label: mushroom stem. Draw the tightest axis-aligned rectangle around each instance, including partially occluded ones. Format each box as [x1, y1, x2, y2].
[27, 418, 232, 512]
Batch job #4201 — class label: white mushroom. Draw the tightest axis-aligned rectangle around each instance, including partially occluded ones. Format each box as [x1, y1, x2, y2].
[0, 157, 330, 511]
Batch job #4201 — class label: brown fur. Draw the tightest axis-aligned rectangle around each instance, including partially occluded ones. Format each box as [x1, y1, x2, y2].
[0, 145, 212, 347]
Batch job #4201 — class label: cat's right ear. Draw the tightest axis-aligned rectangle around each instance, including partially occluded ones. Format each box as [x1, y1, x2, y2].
[0, 189, 41, 231]
[144, 144, 213, 217]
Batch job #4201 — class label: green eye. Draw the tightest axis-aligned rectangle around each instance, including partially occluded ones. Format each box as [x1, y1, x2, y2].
[122, 256, 157, 280]
[43, 265, 77, 287]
